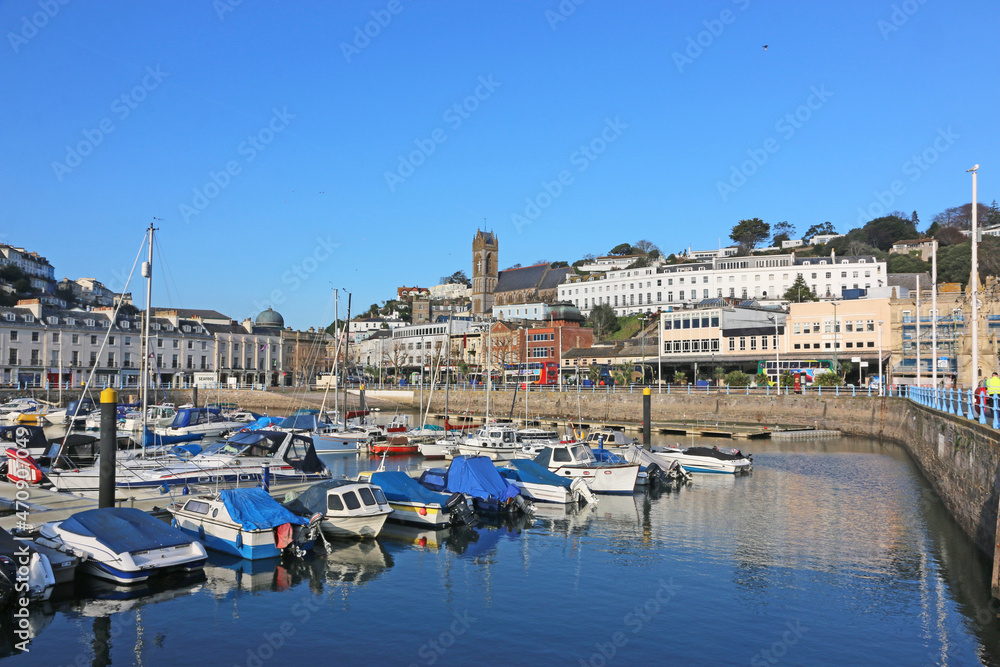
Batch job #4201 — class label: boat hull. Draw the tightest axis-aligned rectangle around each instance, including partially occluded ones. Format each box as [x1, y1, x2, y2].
[653, 451, 752, 474]
[311, 434, 361, 453]
[320, 513, 390, 539]
[546, 464, 639, 494]
[455, 444, 519, 461]
[507, 480, 574, 504]
[386, 501, 451, 528]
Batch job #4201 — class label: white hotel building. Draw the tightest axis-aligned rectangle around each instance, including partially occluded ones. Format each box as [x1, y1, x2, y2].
[558, 251, 887, 317]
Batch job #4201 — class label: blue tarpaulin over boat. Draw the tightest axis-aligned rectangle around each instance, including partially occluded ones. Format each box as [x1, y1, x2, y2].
[140, 428, 204, 448]
[502, 459, 572, 488]
[370, 471, 450, 506]
[243, 416, 283, 431]
[59, 507, 193, 553]
[443, 456, 520, 502]
[219, 487, 308, 531]
[167, 408, 221, 429]
[278, 411, 325, 431]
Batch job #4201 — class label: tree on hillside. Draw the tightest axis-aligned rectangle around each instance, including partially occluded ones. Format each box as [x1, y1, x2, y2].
[782, 275, 817, 302]
[440, 270, 471, 287]
[730, 218, 770, 254]
[587, 303, 619, 339]
[771, 221, 795, 246]
[930, 203, 994, 231]
[550, 261, 569, 268]
[503, 263, 522, 271]
[803, 221, 836, 243]
[863, 213, 918, 251]
[932, 226, 967, 247]
[633, 239, 661, 257]
[886, 254, 930, 274]
[609, 243, 633, 256]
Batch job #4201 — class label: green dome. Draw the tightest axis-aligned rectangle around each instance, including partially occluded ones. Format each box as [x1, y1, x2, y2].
[255, 308, 284, 328]
[548, 302, 584, 323]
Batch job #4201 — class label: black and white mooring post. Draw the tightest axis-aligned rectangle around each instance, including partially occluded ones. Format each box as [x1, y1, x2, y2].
[642, 387, 651, 450]
[98, 388, 118, 509]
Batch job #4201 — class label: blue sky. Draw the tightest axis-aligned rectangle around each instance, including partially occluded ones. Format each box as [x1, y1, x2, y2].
[1, 0, 997, 329]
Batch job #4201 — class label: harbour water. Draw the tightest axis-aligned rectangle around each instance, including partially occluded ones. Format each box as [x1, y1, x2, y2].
[3, 431, 1000, 666]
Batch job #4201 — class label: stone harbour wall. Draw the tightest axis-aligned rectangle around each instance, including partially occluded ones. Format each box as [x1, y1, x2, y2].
[421, 389, 1000, 559]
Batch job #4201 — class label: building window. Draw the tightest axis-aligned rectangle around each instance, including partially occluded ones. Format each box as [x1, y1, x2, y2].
[9, 331, 17, 342]
[739, 337, 746, 351]
[728, 338, 735, 351]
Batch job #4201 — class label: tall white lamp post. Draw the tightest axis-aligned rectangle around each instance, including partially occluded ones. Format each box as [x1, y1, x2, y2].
[968, 164, 979, 389]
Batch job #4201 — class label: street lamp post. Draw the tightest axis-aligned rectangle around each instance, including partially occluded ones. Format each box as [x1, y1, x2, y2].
[832, 302, 839, 378]
[968, 164, 980, 389]
[878, 320, 884, 396]
[768, 314, 780, 391]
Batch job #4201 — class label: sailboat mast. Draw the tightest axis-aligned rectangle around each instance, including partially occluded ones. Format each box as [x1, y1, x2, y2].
[342, 292, 352, 428]
[140, 223, 154, 437]
[485, 322, 491, 423]
[333, 290, 339, 423]
[444, 313, 452, 419]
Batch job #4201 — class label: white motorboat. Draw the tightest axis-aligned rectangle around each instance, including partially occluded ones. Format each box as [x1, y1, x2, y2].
[121, 404, 176, 432]
[168, 487, 321, 559]
[284, 479, 393, 538]
[36, 507, 207, 584]
[1, 398, 41, 422]
[48, 430, 330, 492]
[516, 428, 563, 455]
[153, 407, 246, 439]
[419, 434, 461, 459]
[455, 423, 522, 461]
[533, 444, 640, 494]
[652, 445, 753, 474]
[583, 427, 638, 449]
[500, 459, 598, 505]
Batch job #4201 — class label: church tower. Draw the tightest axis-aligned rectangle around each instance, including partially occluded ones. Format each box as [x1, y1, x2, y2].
[472, 229, 498, 317]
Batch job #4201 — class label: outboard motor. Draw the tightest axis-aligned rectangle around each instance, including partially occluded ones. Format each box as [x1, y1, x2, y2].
[570, 478, 599, 506]
[511, 494, 534, 515]
[445, 493, 475, 526]
[644, 463, 672, 489]
[668, 461, 693, 484]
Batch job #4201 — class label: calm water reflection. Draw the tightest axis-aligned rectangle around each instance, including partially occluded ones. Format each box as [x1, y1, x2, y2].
[3, 432, 1000, 666]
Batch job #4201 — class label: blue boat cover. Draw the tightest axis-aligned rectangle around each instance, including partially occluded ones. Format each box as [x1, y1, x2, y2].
[278, 412, 323, 430]
[370, 471, 450, 506]
[247, 416, 283, 430]
[59, 507, 193, 553]
[167, 408, 221, 429]
[503, 459, 572, 488]
[591, 449, 626, 464]
[219, 487, 308, 531]
[141, 428, 204, 448]
[445, 456, 520, 502]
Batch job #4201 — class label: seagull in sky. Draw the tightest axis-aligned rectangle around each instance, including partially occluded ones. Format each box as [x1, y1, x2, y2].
[762, 45, 768, 51]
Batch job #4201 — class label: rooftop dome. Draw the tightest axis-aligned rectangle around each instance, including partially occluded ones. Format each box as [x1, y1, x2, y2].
[255, 308, 284, 328]
[548, 302, 585, 323]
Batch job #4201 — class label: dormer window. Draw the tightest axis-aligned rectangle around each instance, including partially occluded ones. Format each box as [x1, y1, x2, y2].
[819, 260, 827, 265]
[183, 325, 191, 332]
[24, 315, 34, 323]
[3, 313, 13, 322]
[47, 316, 59, 325]
[165, 325, 173, 331]
[841, 260, 848, 264]
[120, 321, 130, 328]
[152, 323, 161, 331]
[860, 259, 867, 264]
[66, 317, 74, 325]
[803, 261, 810, 266]
[84, 319, 94, 326]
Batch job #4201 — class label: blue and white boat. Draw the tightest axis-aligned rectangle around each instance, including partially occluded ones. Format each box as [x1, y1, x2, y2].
[651, 445, 753, 474]
[500, 458, 598, 505]
[273, 410, 358, 453]
[36, 507, 207, 584]
[418, 455, 532, 515]
[169, 487, 319, 559]
[363, 470, 474, 528]
[154, 407, 245, 439]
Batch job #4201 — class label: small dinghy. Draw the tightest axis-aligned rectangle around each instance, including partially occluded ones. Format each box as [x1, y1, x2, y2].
[36, 507, 207, 584]
[364, 470, 474, 528]
[169, 487, 321, 560]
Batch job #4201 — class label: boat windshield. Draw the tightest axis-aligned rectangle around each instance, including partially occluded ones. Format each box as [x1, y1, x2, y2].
[571, 445, 595, 463]
[199, 442, 249, 457]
